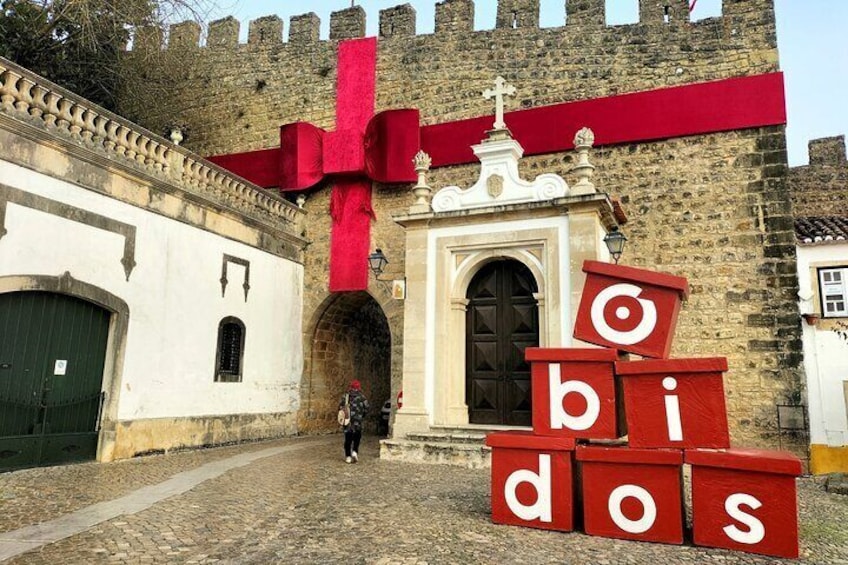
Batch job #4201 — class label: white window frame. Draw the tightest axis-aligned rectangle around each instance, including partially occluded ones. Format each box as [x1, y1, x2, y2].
[818, 266, 848, 318]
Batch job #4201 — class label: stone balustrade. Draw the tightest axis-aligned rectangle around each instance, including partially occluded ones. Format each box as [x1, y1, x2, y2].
[0, 57, 302, 232]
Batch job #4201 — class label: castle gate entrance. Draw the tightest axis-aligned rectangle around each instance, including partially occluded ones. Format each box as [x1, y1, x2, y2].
[302, 292, 391, 434]
[465, 260, 539, 426]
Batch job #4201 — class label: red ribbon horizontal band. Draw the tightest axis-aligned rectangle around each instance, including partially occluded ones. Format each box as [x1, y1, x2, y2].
[208, 72, 786, 188]
[421, 72, 786, 168]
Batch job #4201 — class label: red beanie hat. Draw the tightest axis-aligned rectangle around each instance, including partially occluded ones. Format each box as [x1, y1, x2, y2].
[350, 380, 361, 390]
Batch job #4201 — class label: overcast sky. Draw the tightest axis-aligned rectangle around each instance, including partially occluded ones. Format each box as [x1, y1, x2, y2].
[203, 0, 847, 166]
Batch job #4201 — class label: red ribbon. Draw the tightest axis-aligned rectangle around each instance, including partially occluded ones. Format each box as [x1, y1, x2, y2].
[207, 37, 786, 295]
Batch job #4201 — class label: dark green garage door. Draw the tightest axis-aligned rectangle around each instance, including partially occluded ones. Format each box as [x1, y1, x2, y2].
[0, 292, 109, 471]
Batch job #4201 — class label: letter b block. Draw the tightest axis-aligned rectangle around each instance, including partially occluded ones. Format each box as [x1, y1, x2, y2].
[577, 445, 685, 544]
[486, 432, 576, 532]
[574, 261, 689, 359]
[526, 348, 625, 439]
[686, 448, 802, 559]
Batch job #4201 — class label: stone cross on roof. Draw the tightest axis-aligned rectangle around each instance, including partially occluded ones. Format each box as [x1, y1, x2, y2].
[483, 76, 516, 131]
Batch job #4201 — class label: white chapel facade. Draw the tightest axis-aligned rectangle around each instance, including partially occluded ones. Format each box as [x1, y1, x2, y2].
[388, 78, 621, 446]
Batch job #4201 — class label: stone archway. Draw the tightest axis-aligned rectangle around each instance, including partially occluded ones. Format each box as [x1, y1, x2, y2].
[299, 292, 392, 434]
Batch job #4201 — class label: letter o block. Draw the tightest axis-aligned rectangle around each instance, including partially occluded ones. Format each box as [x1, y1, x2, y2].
[574, 261, 689, 359]
[485, 432, 576, 532]
[526, 348, 625, 439]
[686, 448, 802, 558]
[576, 445, 684, 544]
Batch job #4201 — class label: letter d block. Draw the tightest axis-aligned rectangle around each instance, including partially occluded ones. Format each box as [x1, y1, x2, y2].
[576, 445, 684, 544]
[485, 432, 576, 532]
[686, 448, 802, 559]
[616, 357, 730, 449]
[574, 261, 689, 359]
[526, 348, 625, 439]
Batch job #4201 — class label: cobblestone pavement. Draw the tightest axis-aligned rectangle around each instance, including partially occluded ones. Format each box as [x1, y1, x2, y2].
[0, 435, 846, 564]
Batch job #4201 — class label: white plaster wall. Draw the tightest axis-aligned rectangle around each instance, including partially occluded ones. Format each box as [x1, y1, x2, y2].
[797, 244, 848, 446]
[424, 217, 570, 418]
[0, 159, 304, 421]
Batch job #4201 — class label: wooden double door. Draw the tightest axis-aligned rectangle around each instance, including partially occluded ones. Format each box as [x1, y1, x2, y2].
[0, 292, 109, 471]
[465, 260, 539, 426]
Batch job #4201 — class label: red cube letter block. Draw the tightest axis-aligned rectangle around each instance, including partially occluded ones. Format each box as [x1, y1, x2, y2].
[526, 348, 625, 440]
[687, 448, 802, 559]
[486, 431, 576, 532]
[616, 357, 730, 449]
[574, 261, 689, 359]
[577, 445, 685, 544]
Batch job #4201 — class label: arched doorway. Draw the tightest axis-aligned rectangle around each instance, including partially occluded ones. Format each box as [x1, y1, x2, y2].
[0, 291, 110, 470]
[302, 292, 391, 434]
[465, 260, 539, 426]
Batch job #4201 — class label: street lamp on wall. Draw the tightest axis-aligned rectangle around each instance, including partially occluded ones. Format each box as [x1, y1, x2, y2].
[368, 248, 389, 278]
[603, 227, 627, 265]
[368, 248, 406, 299]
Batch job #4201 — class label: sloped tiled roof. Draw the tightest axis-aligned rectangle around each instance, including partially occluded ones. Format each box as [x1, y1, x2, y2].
[795, 216, 848, 244]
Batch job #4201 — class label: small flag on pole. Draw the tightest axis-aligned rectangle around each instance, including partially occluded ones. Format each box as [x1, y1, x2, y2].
[689, 0, 698, 11]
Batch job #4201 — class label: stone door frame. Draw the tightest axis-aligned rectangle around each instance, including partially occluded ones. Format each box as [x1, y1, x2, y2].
[433, 226, 560, 428]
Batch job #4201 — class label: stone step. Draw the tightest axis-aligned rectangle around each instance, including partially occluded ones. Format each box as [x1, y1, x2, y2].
[405, 431, 488, 445]
[379, 438, 491, 469]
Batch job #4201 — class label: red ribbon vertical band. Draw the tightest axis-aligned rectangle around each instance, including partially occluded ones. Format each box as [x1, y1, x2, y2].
[328, 38, 378, 292]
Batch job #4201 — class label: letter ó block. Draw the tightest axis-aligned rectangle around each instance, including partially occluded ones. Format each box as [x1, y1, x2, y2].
[616, 357, 730, 449]
[576, 445, 685, 544]
[526, 347, 625, 439]
[574, 260, 689, 359]
[486, 431, 576, 532]
[686, 448, 802, 559]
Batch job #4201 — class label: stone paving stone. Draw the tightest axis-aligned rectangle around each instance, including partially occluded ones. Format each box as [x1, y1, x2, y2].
[0, 440, 277, 534]
[0, 435, 846, 564]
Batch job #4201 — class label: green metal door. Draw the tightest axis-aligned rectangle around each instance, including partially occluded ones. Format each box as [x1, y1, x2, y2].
[0, 292, 109, 471]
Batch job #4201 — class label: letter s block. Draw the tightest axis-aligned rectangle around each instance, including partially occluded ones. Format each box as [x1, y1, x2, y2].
[574, 261, 689, 359]
[485, 432, 576, 532]
[576, 445, 685, 544]
[526, 348, 625, 440]
[686, 448, 802, 559]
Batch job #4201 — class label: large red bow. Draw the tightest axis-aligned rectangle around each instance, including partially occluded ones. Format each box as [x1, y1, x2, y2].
[279, 109, 420, 191]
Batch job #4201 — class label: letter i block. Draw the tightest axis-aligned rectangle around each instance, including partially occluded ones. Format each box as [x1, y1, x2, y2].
[576, 445, 684, 544]
[574, 261, 689, 359]
[616, 357, 730, 449]
[485, 431, 576, 532]
[526, 348, 625, 439]
[686, 448, 803, 559]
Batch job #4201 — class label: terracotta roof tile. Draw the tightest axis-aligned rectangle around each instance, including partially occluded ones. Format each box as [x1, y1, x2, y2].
[795, 216, 848, 244]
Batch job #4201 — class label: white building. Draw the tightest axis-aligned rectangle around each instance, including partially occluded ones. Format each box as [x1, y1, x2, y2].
[796, 216, 848, 474]
[0, 58, 307, 470]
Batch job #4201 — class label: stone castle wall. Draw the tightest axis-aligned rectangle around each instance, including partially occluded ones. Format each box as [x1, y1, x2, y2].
[790, 135, 848, 217]
[120, 0, 803, 449]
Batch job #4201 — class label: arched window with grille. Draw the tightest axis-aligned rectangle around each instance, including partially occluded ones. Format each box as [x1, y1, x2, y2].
[215, 317, 245, 382]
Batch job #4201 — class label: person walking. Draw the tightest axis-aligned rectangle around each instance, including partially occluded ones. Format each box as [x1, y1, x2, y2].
[340, 380, 369, 463]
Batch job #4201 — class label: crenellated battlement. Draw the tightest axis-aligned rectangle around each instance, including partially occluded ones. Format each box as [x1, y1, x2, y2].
[790, 135, 848, 218]
[289, 13, 320, 45]
[127, 0, 775, 51]
[380, 4, 417, 38]
[808, 135, 847, 167]
[207, 16, 239, 48]
[435, 0, 474, 34]
[248, 15, 283, 46]
[329, 6, 367, 41]
[495, 0, 539, 29]
[640, 0, 690, 24]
